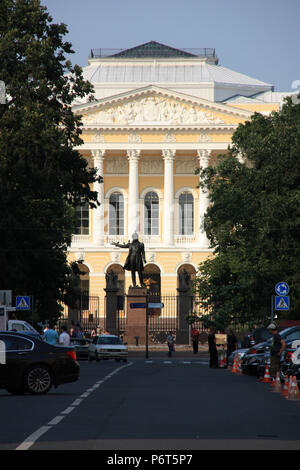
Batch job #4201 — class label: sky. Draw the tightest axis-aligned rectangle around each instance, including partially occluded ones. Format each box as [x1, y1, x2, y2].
[41, 0, 299, 92]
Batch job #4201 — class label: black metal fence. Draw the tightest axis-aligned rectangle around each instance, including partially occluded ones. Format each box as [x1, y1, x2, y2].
[58, 294, 210, 343]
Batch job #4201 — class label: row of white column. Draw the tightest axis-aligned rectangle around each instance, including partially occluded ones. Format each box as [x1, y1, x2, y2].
[91, 149, 211, 248]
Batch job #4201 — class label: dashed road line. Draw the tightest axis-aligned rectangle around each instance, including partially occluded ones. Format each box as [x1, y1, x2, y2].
[15, 361, 133, 451]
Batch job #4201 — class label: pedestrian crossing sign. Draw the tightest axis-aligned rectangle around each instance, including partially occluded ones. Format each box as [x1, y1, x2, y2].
[275, 296, 289, 311]
[16, 296, 30, 311]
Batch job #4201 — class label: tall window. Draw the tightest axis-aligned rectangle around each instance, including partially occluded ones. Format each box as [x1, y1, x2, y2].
[109, 192, 124, 235]
[179, 192, 194, 235]
[144, 191, 159, 235]
[75, 202, 89, 235]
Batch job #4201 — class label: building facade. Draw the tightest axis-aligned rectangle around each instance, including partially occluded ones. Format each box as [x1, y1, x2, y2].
[67, 41, 287, 321]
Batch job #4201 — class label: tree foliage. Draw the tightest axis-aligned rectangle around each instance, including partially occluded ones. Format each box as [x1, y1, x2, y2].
[194, 97, 300, 330]
[0, 0, 98, 322]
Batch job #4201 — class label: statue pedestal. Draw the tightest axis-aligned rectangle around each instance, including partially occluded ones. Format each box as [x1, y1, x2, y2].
[124, 287, 147, 346]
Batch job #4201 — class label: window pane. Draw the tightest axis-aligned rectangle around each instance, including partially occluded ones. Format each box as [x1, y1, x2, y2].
[179, 192, 194, 235]
[74, 202, 89, 235]
[109, 192, 124, 235]
[144, 192, 159, 235]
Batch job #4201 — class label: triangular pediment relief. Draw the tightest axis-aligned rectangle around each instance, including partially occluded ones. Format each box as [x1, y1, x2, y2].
[75, 85, 252, 128]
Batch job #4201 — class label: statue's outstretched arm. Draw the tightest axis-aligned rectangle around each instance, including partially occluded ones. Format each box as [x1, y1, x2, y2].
[111, 242, 130, 248]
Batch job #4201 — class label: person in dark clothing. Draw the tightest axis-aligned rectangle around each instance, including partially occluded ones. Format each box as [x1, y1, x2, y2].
[208, 328, 219, 368]
[267, 323, 286, 379]
[226, 329, 237, 367]
[191, 327, 200, 354]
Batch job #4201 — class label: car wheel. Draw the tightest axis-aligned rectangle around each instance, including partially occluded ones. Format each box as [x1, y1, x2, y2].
[88, 354, 93, 362]
[96, 354, 100, 362]
[24, 365, 53, 395]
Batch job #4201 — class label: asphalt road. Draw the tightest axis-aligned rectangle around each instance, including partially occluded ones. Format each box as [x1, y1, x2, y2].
[1, 353, 300, 452]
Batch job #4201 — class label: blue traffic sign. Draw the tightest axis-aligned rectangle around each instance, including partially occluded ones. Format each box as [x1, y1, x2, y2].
[130, 303, 146, 309]
[275, 296, 290, 311]
[16, 296, 30, 311]
[148, 303, 164, 309]
[275, 282, 289, 296]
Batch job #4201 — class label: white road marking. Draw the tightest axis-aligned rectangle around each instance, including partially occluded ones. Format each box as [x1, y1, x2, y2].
[48, 416, 65, 426]
[15, 426, 51, 451]
[15, 361, 133, 451]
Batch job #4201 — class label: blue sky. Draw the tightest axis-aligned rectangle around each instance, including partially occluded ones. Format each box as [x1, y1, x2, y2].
[42, 0, 299, 91]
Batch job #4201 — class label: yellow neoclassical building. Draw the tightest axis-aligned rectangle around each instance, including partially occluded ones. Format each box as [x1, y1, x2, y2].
[67, 41, 286, 321]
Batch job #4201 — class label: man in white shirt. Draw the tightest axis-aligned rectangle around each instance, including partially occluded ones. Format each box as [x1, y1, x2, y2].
[59, 325, 71, 347]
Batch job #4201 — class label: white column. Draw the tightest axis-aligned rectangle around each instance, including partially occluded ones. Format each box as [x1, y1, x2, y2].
[127, 149, 140, 238]
[92, 149, 105, 246]
[163, 149, 175, 246]
[197, 149, 211, 248]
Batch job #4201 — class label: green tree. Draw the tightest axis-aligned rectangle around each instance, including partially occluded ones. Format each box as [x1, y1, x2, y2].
[0, 0, 99, 323]
[194, 97, 300, 329]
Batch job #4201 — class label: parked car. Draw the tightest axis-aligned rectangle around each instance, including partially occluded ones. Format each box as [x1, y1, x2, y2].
[88, 334, 128, 362]
[241, 327, 273, 348]
[0, 331, 80, 395]
[70, 337, 92, 360]
[242, 329, 300, 377]
[244, 326, 300, 358]
[242, 350, 270, 377]
[227, 349, 249, 367]
[280, 339, 300, 384]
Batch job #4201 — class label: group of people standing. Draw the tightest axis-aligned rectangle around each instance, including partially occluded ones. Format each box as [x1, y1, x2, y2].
[43, 322, 84, 347]
[207, 328, 238, 368]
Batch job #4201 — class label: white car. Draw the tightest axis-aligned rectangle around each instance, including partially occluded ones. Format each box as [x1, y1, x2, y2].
[88, 334, 128, 362]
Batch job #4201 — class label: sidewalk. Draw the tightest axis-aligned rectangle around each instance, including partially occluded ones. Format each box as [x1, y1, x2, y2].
[128, 343, 209, 358]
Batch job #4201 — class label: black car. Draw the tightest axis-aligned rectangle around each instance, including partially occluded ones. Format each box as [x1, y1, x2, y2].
[244, 326, 300, 358]
[242, 339, 296, 378]
[241, 327, 273, 348]
[0, 331, 80, 395]
[241, 327, 300, 376]
[242, 350, 270, 376]
[70, 337, 92, 360]
[280, 339, 300, 384]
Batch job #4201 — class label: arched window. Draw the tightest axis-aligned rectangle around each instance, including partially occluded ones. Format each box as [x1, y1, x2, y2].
[109, 192, 124, 235]
[144, 191, 159, 235]
[75, 202, 89, 235]
[179, 192, 194, 235]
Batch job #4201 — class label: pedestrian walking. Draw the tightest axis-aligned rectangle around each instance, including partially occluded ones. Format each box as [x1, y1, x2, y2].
[191, 327, 200, 354]
[267, 323, 286, 379]
[208, 328, 219, 368]
[59, 325, 71, 347]
[167, 331, 175, 357]
[226, 329, 237, 367]
[43, 324, 58, 345]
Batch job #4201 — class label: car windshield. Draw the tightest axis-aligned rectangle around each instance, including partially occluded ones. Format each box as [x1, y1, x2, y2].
[97, 337, 123, 345]
[280, 327, 300, 337]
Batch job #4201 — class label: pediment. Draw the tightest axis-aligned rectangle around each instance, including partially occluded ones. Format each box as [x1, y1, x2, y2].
[75, 85, 252, 128]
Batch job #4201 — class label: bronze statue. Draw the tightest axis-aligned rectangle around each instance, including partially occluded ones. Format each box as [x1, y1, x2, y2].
[105, 269, 118, 290]
[178, 268, 191, 290]
[111, 233, 146, 288]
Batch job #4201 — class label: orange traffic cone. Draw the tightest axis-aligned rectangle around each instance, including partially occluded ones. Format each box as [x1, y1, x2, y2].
[287, 376, 300, 401]
[231, 356, 237, 373]
[272, 372, 282, 393]
[260, 364, 272, 383]
[282, 375, 290, 397]
[236, 355, 242, 374]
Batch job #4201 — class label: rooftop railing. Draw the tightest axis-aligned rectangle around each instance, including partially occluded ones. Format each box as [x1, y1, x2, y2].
[89, 48, 216, 59]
